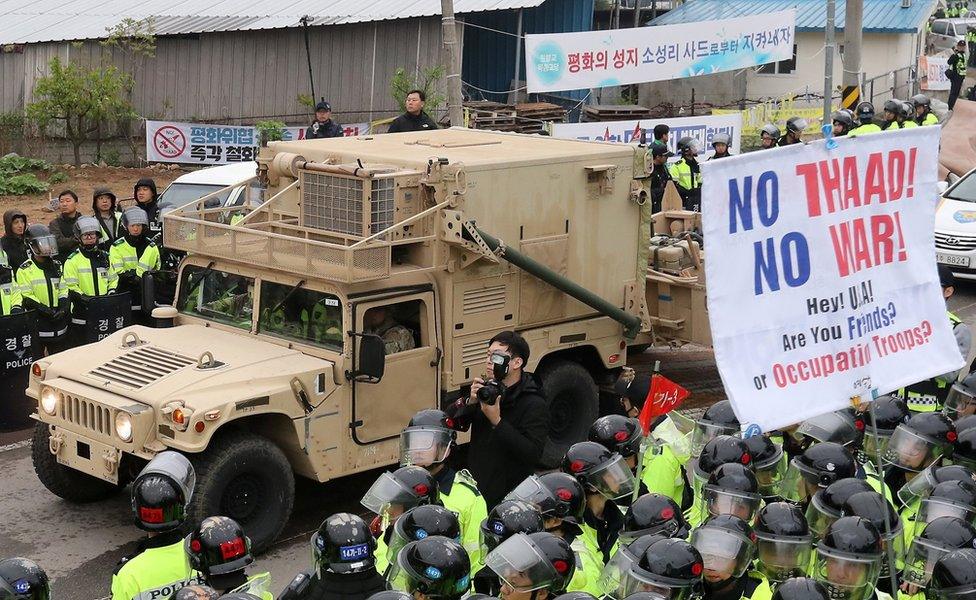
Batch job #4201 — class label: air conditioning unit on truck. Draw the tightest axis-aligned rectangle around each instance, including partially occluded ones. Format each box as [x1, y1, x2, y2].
[27, 128, 705, 552]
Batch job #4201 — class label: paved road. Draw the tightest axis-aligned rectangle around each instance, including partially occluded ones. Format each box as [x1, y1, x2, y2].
[3, 282, 975, 599]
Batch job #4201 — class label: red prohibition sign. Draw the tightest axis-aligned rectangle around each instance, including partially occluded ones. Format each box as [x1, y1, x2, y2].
[154, 126, 186, 159]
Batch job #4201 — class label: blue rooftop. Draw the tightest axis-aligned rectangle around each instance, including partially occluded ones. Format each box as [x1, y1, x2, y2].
[648, 0, 936, 33]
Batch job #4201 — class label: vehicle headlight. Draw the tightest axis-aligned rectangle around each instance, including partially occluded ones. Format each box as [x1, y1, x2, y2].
[115, 412, 133, 442]
[39, 387, 58, 415]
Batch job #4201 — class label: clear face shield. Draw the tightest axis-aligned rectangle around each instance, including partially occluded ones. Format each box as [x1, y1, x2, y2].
[805, 493, 840, 539]
[754, 448, 789, 499]
[897, 464, 941, 507]
[505, 475, 561, 517]
[388, 520, 459, 564]
[862, 428, 894, 463]
[901, 537, 953, 587]
[28, 234, 58, 258]
[915, 498, 976, 534]
[485, 534, 563, 593]
[795, 412, 859, 447]
[691, 528, 755, 583]
[600, 546, 642, 600]
[361, 472, 420, 518]
[813, 546, 882, 600]
[878, 524, 906, 581]
[756, 532, 813, 583]
[945, 384, 976, 420]
[399, 427, 452, 467]
[620, 566, 698, 600]
[777, 458, 826, 504]
[136, 450, 196, 504]
[691, 421, 739, 458]
[883, 425, 947, 472]
[703, 486, 762, 522]
[587, 454, 638, 500]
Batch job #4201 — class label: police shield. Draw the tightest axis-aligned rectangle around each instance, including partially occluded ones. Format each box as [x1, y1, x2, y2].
[0, 310, 40, 430]
[83, 293, 132, 343]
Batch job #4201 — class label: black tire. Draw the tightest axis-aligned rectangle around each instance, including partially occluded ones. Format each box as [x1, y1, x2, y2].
[188, 430, 295, 554]
[537, 360, 599, 468]
[31, 422, 124, 503]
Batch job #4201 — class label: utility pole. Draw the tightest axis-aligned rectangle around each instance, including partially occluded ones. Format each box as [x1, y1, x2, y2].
[634, 0, 643, 27]
[824, 0, 836, 125]
[842, 0, 863, 112]
[441, 0, 464, 126]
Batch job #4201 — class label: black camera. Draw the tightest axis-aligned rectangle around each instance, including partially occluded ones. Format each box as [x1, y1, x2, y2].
[477, 352, 510, 405]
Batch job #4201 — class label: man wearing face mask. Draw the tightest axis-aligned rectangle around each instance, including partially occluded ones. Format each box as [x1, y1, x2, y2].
[445, 331, 549, 510]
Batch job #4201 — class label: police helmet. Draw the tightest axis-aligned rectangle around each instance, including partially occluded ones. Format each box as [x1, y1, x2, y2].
[562, 441, 636, 501]
[754, 502, 813, 583]
[761, 124, 781, 139]
[911, 94, 931, 108]
[676, 137, 700, 155]
[954, 428, 976, 471]
[743, 435, 787, 500]
[930, 548, 976, 597]
[619, 493, 689, 543]
[860, 396, 910, 449]
[704, 463, 761, 521]
[389, 505, 461, 564]
[832, 111, 855, 130]
[806, 478, 874, 538]
[361, 466, 440, 517]
[121, 206, 150, 229]
[786, 117, 809, 134]
[0, 559, 49, 600]
[480, 500, 544, 555]
[506, 472, 585, 523]
[311, 512, 377, 575]
[72, 216, 101, 245]
[770, 578, 830, 600]
[131, 451, 195, 532]
[387, 536, 471, 600]
[883, 412, 957, 472]
[813, 516, 883, 599]
[903, 517, 976, 586]
[883, 99, 902, 115]
[589, 415, 644, 458]
[485, 532, 575, 595]
[185, 516, 253, 584]
[899, 101, 914, 120]
[694, 435, 753, 480]
[945, 379, 976, 422]
[711, 133, 732, 147]
[692, 401, 741, 456]
[781, 442, 856, 504]
[622, 538, 704, 600]
[400, 409, 457, 467]
[954, 414, 976, 434]
[25, 224, 58, 258]
[856, 101, 876, 123]
[794, 409, 864, 450]
[691, 515, 758, 586]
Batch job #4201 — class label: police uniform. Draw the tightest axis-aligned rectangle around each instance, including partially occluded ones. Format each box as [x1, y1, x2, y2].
[566, 535, 603, 596]
[900, 119, 919, 129]
[111, 532, 205, 600]
[16, 257, 68, 345]
[109, 236, 161, 311]
[918, 112, 940, 126]
[434, 468, 489, 572]
[848, 123, 883, 137]
[640, 438, 687, 505]
[668, 158, 703, 211]
[226, 572, 274, 600]
[0, 250, 22, 316]
[898, 312, 969, 411]
[581, 503, 623, 565]
[63, 246, 117, 327]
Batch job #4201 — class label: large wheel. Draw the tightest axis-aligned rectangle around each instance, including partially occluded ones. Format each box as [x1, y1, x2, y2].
[537, 360, 599, 468]
[31, 422, 124, 503]
[188, 430, 295, 554]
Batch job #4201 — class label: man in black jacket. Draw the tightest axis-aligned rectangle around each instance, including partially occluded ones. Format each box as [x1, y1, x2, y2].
[387, 90, 439, 133]
[133, 178, 161, 237]
[48, 190, 82, 256]
[306, 101, 344, 139]
[648, 142, 673, 214]
[446, 330, 549, 509]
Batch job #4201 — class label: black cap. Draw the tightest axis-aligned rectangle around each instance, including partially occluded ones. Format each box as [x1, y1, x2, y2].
[315, 101, 332, 112]
[651, 143, 673, 157]
[940, 264, 956, 288]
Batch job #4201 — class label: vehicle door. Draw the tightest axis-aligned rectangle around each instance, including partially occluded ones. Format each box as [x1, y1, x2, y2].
[350, 289, 440, 445]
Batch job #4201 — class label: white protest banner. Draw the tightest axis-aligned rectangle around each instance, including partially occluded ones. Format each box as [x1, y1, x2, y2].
[921, 55, 951, 91]
[147, 121, 258, 165]
[525, 10, 795, 93]
[551, 113, 742, 158]
[701, 127, 963, 433]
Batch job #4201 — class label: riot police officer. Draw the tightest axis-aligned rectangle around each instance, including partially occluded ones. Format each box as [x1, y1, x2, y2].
[754, 502, 813, 583]
[475, 501, 545, 594]
[769, 578, 829, 600]
[589, 415, 685, 505]
[688, 435, 754, 526]
[387, 505, 462, 570]
[930, 547, 976, 598]
[859, 396, 911, 462]
[778, 118, 807, 146]
[780, 443, 857, 506]
[691, 515, 771, 599]
[744, 435, 788, 502]
[109, 207, 161, 322]
[811, 517, 884, 600]
[112, 452, 201, 600]
[691, 401, 741, 458]
[0, 250, 22, 316]
[0, 558, 50, 600]
[901, 516, 976, 598]
[17, 224, 69, 355]
[700, 463, 761, 525]
[617, 537, 703, 599]
[832, 111, 856, 136]
[599, 534, 667, 600]
[400, 409, 488, 568]
[882, 413, 957, 486]
[838, 492, 904, 594]
[485, 532, 576, 600]
[386, 536, 471, 600]
[880, 100, 902, 130]
[897, 102, 919, 129]
[911, 94, 940, 126]
[618, 493, 689, 544]
[805, 478, 875, 539]
[281, 512, 385, 600]
[668, 138, 702, 211]
[184, 516, 272, 599]
[708, 133, 733, 159]
[63, 216, 117, 346]
[759, 125, 780, 150]
[849, 103, 882, 137]
[944, 379, 976, 421]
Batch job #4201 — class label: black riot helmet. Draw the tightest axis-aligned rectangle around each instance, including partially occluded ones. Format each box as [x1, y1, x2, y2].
[840, 491, 904, 578]
[400, 409, 457, 467]
[0, 559, 50, 600]
[781, 442, 856, 504]
[506, 472, 586, 524]
[563, 441, 637, 501]
[600, 535, 669, 600]
[794, 410, 864, 450]
[311, 512, 377, 575]
[130, 451, 195, 532]
[589, 415, 644, 458]
[813, 517, 883, 600]
[930, 548, 976, 598]
[883, 412, 957, 473]
[786, 117, 808, 135]
[694, 435, 752, 480]
[485, 532, 576, 595]
[902, 517, 976, 586]
[832, 111, 855, 133]
[691, 515, 758, 587]
[744, 435, 788, 500]
[883, 99, 902, 117]
[770, 578, 830, 600]
[389, 505, 462, 565]
[387, 536, 471, 600]
[185, 516, 254, 586]
[480, 500, 544, 555]
[916, 480, 976, 531]
[860, 396, 911, 458]
[806, 478, 874, 539]
[704, 463, 761, 522]
[24, 224, 58, 258]
[953, 428, 976, 471]
[898, 464, 976, 507]
[755, 502, 814, 583]
[691, 401, 741, 456]
[619, 493, 690, 543]
[856, 101, 876, 123]
[620, 538, 704, 600]
[361, 466, 440, 517]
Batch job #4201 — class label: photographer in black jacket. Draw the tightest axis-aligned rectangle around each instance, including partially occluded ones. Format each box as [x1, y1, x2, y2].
[446, 331, 549, 509]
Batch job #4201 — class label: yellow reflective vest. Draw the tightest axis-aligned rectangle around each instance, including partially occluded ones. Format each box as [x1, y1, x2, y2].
[668, 158, 702, 191]
[109, 237, 161, 276]
[63, 248, 117, 298]
[16, 259, 66, 309]
[111, 537, 205, 600]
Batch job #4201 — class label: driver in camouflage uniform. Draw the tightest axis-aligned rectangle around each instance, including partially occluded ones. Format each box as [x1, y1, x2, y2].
[364, 306, 415, 354]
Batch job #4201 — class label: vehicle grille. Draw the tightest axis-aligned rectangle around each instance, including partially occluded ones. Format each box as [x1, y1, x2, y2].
[301, 172, 396, 236]
[58, 392, 113, 438]
[89, 346, 195, 389]
[463, 285, 507, 315]
[935, 231, 976, 251]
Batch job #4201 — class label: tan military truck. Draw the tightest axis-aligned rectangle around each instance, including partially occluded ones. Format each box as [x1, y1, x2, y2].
[28, 128, 659, 551]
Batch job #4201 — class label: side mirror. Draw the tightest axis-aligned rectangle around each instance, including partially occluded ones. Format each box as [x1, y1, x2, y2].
[938, 181, 950, 195]
[348, 333, 385, 383]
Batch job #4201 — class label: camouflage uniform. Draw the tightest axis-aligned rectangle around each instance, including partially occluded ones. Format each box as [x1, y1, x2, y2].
[368, 316, 415, 354]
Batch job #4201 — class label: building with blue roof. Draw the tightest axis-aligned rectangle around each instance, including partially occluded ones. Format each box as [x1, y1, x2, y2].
[642, 0, 936, 108]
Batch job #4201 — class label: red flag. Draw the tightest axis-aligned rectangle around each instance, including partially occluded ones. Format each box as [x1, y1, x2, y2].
[632, 121, 642, 141]
[638, 374, 690, 434]
[604, 126, 612, 141]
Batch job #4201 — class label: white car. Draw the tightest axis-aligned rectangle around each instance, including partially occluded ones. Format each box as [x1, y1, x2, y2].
[935, 168, 976, 279]
[157, 161, 260, 212]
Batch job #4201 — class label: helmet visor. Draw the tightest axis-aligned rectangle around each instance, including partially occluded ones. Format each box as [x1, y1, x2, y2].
[916, 498, 976, 534]
[135, 451, 196, 504]
[897, 464, 940, 507]
[480, 518, 508, 555]
[618, 515, 687, 546]
[691, 528, 755, 581]
[813, 546, 882, 600]
[0, 575, 49, 600]
[703, 486, 762, 522]
[485, 533, 561, 593]
[399, 427, 453, 467]
[777, 458, 825, 503]
[386, 554, 423, 594]
[755, 448, 788, 498]
[862, 431, 891, 463]
[790, 118, 810, 132]
[587, 454, 637, 500]
[883, 425, 947, 472]
[805, 493, 840, 539]
[361, 472, 418, 516]
[691, 422, 739, 457]
[945, 385, 976, 420]
[902, 537, 952, 586]
[600, 547, 639, 600]
[621, 566, 698, 600]
[505, 475, 560, 517]
[28, 234, 58, 257]
[795, 412, 858, 446]
[756, 534, 813, 582]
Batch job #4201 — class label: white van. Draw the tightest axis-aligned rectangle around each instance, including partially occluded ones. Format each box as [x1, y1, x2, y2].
[156, 161, 260, 212]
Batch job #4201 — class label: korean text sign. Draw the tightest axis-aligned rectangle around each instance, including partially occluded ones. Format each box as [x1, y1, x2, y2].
[921, 55, 951, 91]
[701, 128, 963, 432]
[524, 10, 795, 93]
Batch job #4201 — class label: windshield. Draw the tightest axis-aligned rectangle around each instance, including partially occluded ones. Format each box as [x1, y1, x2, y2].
[258, 281, 343, 350]
[945, 173, 976, 203]
[177, 265, 254, 329]
[158, 183, 233, 210]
